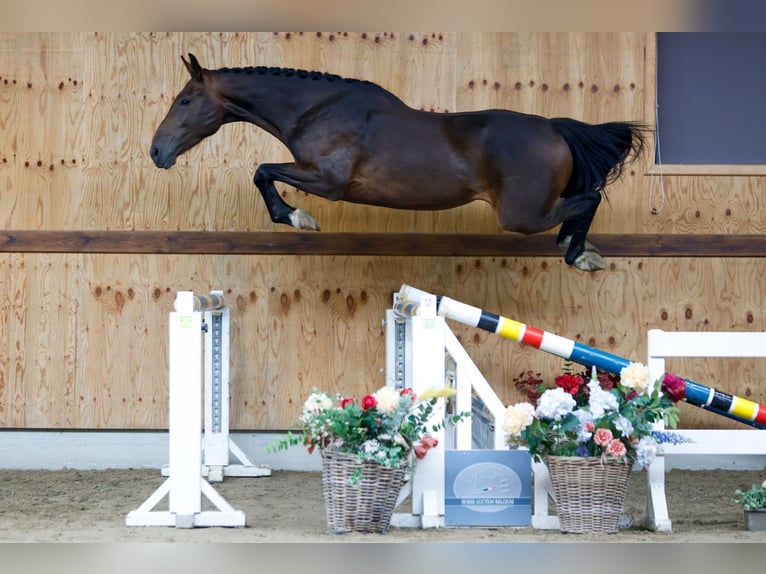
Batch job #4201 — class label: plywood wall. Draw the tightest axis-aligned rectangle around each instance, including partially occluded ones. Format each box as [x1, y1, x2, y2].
[0, 32, 649, 234]
[1, 32, 764, 431]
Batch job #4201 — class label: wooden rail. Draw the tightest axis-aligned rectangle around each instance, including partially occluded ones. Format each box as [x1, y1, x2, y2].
[1, 230, 766, 257]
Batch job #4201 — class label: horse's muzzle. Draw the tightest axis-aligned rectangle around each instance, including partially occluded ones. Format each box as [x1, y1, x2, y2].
[150, 145, 176, 169]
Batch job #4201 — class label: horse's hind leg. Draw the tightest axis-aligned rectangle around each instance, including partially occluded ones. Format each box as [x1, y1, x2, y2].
[495, 183, 604, 270]
[253, 163, 323, 230]
[555, 191, 605, 271]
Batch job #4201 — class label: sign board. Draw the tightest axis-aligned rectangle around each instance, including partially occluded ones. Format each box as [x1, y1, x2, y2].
[444, 449, 532, 527]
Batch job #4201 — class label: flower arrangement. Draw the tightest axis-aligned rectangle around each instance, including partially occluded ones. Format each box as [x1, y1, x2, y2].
[735, 480, 766, 510]
[269, 385, 470, 474]
[503, 362, 687, 469]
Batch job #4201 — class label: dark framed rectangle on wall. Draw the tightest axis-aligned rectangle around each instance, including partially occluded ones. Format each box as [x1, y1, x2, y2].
[652, 32, 766, 175]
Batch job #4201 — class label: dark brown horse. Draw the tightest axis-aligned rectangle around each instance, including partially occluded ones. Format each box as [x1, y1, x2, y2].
[151, 53, 647, 271]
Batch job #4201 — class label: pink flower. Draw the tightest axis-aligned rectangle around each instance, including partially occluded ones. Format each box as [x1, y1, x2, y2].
[585, 421, 595, 432]
[606, 438, 627, 457]
[420, 435, 438, 449]
[593, 428, 613, 446]
[400, 388, 417, 401]
[414, 436, 439, 460]
[361, 394, 377, 410]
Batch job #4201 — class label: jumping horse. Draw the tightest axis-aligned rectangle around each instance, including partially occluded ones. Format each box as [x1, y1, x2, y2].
[151, 53, 647, 271]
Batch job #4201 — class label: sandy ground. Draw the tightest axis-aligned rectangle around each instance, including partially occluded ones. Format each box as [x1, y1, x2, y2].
[1, 467, 765, 543]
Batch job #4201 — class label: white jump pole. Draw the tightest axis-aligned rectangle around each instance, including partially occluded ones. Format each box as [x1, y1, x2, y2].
[126, 291, 245, 528]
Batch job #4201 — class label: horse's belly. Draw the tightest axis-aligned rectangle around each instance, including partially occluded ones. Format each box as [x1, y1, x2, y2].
[344, 177, 480, 210]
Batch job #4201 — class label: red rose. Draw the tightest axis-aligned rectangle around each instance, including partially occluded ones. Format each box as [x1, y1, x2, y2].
[361, 394, 377, 410]
[555, 373, 583, 396]
[414, 445, 428, 459]
[340, 397, 354, 408]
[400, 388, 417, 400]
[662, 373, 686, 402]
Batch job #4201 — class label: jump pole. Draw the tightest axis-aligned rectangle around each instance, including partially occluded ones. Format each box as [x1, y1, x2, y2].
[126, 291, 245, 528]
[397, 284, 766, 429]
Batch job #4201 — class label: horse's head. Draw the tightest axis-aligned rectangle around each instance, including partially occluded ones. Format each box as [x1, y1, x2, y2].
[150, 53, 227, 169]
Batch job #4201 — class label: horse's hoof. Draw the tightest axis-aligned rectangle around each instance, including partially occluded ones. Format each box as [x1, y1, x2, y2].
[290, 209, 320, 231]
[573, 250, 607, 271]
[557, 236, 600, 254]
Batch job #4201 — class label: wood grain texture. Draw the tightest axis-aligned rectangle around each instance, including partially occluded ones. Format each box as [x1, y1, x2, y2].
[0, 32, 650, 234]
[1, 33, 766, 432]
[0, 252, 765, 430]
[3, 231, 766, 257]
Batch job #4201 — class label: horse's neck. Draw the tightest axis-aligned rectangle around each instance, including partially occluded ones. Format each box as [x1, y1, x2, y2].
[215, 71, 348, 141]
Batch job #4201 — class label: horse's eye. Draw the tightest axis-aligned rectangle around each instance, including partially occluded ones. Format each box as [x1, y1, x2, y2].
[180, 98, 190, 106]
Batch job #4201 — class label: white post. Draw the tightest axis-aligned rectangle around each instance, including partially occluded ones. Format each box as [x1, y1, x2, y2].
[407, 294, 446, 528]
[168, 291, 203, 525]
[126, 291, 246, 528]
[203, 298, 229, 479]
[201, 294, 271, 481]
[388, 291, 510, 529]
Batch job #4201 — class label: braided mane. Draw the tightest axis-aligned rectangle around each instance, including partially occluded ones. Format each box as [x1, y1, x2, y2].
[216, 66, 367, 84]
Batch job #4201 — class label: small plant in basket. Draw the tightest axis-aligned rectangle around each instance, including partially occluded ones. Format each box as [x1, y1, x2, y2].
[269, 385, 470, 483]
[503, 362, 688, 470]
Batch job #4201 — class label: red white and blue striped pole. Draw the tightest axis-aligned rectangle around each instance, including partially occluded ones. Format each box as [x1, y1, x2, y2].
[397, 284, 766, 429]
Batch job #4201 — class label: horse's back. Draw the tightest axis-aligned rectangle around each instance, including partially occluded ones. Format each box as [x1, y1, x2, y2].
[440, 109, 564, 156]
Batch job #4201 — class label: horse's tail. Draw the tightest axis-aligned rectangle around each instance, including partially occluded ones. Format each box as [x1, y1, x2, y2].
[550, 117, 649, 199]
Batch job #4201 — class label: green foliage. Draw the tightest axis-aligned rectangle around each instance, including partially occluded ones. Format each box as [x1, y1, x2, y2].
[735, 482, 766, 510]
[267, 385, 470, 474]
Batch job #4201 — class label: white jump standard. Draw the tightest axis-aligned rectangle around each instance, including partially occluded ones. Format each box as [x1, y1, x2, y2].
[397, 284, 766, 531]
[161, 291, 271, 482]
[384, 292, 509, 528]
[126, 291, 246, 528]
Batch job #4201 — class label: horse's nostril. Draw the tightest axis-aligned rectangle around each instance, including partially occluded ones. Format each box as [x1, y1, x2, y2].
[151, 146, 159, 159]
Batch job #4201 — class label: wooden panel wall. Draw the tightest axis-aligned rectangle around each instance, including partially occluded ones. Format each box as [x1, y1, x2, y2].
[0, 32, 764, 431]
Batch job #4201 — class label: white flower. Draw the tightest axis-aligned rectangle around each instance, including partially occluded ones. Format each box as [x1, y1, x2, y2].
[302, 391, 333, 416]
[586, 379, 619, 418]
[373, 386, 401, 414]
[536, 387, 576, 421]
[361, 439, 381, 454]
[614, 415, 634, 437]
[620, 362, 651, 393]
[503, 402, 535, 437]
[634, 435, 659, 469]
[573, 410, 595, 443]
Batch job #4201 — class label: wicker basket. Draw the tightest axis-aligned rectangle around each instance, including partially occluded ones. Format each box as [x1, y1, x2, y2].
[546, 455, 632, 534]
[320, 449, 407, 534]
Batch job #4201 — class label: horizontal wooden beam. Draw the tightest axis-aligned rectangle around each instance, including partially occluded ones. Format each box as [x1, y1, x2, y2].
[0, 230, 765, 257]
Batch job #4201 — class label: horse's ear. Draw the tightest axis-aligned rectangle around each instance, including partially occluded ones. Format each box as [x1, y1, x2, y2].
[181, 53, 204, 82]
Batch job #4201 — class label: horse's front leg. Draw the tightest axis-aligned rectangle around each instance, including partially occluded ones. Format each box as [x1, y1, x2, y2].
[253, 163, 324, 231]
